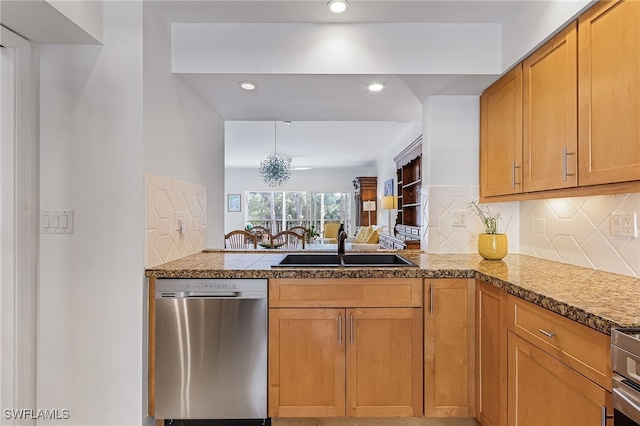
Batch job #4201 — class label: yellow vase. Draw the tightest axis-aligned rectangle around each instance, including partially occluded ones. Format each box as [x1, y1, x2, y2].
[478, 233, 508, 260]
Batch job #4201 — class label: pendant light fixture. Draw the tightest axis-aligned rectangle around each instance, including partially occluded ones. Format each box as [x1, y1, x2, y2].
[259, 121, 291, 187]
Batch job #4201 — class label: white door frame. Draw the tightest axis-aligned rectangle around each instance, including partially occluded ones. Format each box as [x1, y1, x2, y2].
[0, 25, 39, 423]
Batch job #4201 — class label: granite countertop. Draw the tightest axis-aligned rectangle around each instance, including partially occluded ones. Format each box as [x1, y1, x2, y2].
[146, 251, 640, 334]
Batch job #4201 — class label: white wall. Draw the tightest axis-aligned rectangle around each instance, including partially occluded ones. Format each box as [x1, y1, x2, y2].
[47, 0, 104, 43]
[38, 1, 145, 424]
[224, 167, 371, 236]
[374, 121, 422, 230]
[421, 95, 519, 254]
[501, 0, 593, 71]
[142, 1, 224, 249]
[37, 2, 225, 424]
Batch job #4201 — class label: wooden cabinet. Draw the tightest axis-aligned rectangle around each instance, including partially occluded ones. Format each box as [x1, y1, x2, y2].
[507, 295, 611, 390]
[506, 295, 613, 426]
[508, 333, 612, 426]
[424, 278, 475, 417]
[352, 176, 377, 228]
[523, 22, 578, 192]
[475, 284, 613, 426]
[480, 0, 640, 201]
[269, 308, 345, 417]
[393, 136, 422, 249]
[578, 0, 640, 186]
[268, 278, 423, 418]
[347, 307, 423, 417]
[475, 280, 507, 426]
[480, 65, 523, 198]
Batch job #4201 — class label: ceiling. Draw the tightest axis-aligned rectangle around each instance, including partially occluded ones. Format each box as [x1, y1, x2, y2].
[155, 0, 534, 168]
[2, 0, 558, 169]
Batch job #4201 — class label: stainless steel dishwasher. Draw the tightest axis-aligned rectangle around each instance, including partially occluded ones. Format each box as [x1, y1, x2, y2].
[154, 278, 268, 423]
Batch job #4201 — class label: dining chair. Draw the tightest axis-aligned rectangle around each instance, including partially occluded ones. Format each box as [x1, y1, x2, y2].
[322, 222, 342, 244]
[288, 226, 310, 243]
[224, 230, 258, 249]
[270, 230, 305, 249]
[250, 226, 271, 242]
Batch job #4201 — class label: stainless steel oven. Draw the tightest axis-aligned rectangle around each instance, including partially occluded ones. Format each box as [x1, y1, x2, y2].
[612, 328, 640, 426]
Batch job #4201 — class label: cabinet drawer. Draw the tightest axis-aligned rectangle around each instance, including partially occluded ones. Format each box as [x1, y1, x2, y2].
[270, 278, 423, 308]
[507, 295, 611, 390]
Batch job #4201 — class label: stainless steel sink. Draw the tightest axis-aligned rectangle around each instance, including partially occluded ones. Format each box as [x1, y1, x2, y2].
[272, 253, 416, 268]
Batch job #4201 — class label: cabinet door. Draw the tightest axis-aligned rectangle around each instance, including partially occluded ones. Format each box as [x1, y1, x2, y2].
[508, 332, 611, 426]
[578, 0, 640, 186]
[475, 281, 507, 426]
[425, 279, 475, 417]
[480, 64, 523, 198]
[268, 308, 345, 417]
[523, 22, 578, 192]
[346, 307, 423, 417]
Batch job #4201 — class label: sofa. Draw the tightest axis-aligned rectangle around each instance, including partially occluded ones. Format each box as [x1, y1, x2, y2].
[345, 225, 386, 250]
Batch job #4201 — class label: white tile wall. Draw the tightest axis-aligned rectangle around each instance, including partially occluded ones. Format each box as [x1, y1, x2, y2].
[145, 174, 207, 267]
[424, 185, 519, 256]
[520, 194, 640, 277]
[425, 185, 640, 278]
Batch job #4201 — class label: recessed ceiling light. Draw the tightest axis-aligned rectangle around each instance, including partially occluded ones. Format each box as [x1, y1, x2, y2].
[327, 0, 348, 13]
[368, 83, 385, 92]
[239, 81, 257, 91]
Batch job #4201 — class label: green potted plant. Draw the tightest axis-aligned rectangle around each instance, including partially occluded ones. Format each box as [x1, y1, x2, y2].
[468, 200, 508, 260]
[307, 225, 320, 243]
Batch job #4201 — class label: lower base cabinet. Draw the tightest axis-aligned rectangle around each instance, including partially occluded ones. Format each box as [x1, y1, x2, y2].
[268, 278, 423, 418]
[425, 278, 475, 417]
[475, 280, 507, 426]
[476, 281, 613, 426]
[508, 332, 612, 426]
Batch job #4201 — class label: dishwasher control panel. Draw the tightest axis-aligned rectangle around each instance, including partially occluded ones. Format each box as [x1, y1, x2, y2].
[156, 278, 267, 298]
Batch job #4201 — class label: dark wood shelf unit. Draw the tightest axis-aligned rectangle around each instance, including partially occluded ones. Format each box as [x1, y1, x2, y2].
[393, 136, 422, 249]
[352, 176, 377, 229]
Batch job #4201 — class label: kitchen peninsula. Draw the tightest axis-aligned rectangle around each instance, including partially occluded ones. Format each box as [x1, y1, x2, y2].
[147, 251, 639, 333]
[147, 251, 640, 425]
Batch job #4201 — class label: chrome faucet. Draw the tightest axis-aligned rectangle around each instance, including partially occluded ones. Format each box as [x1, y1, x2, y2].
[337, 224, 347, 256]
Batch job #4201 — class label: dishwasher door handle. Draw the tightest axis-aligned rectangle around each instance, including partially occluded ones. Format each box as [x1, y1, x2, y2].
[185, 291, 240, 298]
[158, 291, 241, 298]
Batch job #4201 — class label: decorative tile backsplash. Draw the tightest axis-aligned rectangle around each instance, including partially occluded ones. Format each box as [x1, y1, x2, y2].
[146, 174, 207, 268]
[425, 185, 640, 278]
[424, 186, 519, 256]
[520, 194, 640, 277]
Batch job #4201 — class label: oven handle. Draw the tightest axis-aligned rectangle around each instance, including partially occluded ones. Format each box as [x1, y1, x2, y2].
[613, 376, 640, 425]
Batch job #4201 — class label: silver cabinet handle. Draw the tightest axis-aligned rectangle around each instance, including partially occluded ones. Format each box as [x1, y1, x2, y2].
[600, 405, 606, 426]
[562, 146, 575, 182]
[512, 162, 521, 188]
[539, 328, 556, 338]
[430, 284, 434, 315]
[338, 313, 342, 346]
[350, 314, 354, 345]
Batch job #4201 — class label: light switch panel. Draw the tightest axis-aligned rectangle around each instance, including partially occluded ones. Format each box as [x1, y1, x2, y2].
[41, 210, 74, 234]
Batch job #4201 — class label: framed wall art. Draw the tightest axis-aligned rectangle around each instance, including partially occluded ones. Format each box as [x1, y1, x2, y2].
[228, 194, 241, 212]
[383, 179, 394, 196]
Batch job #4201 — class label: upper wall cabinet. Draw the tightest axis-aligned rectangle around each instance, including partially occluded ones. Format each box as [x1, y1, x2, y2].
[480, 0, 640, 201]
[480, 65, 523, 198]
[523, 22, 577, 193]
[578, 0, 640, 186]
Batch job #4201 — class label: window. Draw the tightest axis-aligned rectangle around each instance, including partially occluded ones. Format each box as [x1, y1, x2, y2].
[246, 191, 351, 234]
